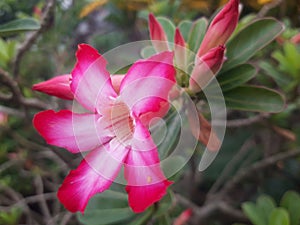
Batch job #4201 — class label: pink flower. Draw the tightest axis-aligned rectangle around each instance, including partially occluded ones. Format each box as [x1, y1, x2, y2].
[33, 44, 175, 213]
[197, 0, 239, 56]
[149, 13, 169, 52]
[189, 45, 225, 93]
[33, 74, 125, 100]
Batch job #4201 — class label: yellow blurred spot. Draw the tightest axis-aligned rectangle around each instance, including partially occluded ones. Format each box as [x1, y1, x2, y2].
[147, 176, 152, 183]
[117, 0, 153, 11]
[79, 0, 108, 18]
[257, 0, 274, 5]
[181, 0, 209, 10]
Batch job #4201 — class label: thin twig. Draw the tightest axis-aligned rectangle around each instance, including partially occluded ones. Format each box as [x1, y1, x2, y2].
[12, 0, 56, 78]
[34, 175, 54, 225]
[207, 138, 255, 197]
[214, 113, 269, 128]
[0, 105, 25, 117]
[219, 149, 300, 196]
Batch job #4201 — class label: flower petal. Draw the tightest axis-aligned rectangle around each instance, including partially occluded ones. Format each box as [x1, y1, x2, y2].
[71, 44, 117, 113]
[32, 74, 74, 100]
[119, 51, 175, 118]
[124, 120, 172, 212]
[57, 142, 129, 213]
[33, 110, 112, 153]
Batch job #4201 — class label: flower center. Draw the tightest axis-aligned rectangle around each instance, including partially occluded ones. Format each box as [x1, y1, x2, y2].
[110, 100, 135, 145]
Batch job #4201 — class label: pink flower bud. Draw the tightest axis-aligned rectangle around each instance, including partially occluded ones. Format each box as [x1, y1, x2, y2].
[149, 13, 169, 52]
[32, 74, 74, 100]
[197, 0, 239, 56]
[174, 28, 187, 70]
[189, 45, 225, 93]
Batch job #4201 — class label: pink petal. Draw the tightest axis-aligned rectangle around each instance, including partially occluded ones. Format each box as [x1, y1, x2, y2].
[33, 110, 112, 153]
[58, 142, 129, 213]
[125, 180, 172, 213]
[111, 74, 125, 94]
[124, 120, 172, 212]
[149, 13, 169, 52]
[32, 74, 74, 100]
[197, 0, 239, 56]
[119, 51, 175, 119]
[71, 44, 117, 113]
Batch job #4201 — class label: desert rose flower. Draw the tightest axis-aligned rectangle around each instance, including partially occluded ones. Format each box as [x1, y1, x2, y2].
[196, 0, 239, 56]
[189, 45, 225, 93]
[33, 44, 175, 213]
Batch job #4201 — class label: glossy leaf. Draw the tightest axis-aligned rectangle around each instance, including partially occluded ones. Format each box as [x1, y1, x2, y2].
[242, 202, 266, 225]
[77, 190, 135, 225]
[223, 85, 285, 112]
[216, 64, 257, 91]
[222, 18, 284, 71]
[268, 208, 290, 225]
[153, 109, 181, 159]
[280, 191, 300, 225]
[178, 20, 193, 41]
[187, 17, 207, 53]
[157, 17, 175, 44]
[0, 18, 40, 37]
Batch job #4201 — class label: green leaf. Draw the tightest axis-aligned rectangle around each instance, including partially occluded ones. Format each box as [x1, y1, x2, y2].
[178, 20, 193, 42]
[242, 202, 267, 225]
[77, 190, 135, 225]
[223, 85, 285, 112]
[280, 191, 300, 225]
[216, 64, 257, 91]
[0, 18, 40, 37]
[153, 109, 181, 159]
[259, 61, 293, 89]
[222, 18, 284, 71]
[157, 17, 175, 44]
[187, 17, 207, 53]
[141, 46, 156, 58]
[257, 195, 277, 225]
[126, 208, 154, 225]
[268, 208, 290, 225]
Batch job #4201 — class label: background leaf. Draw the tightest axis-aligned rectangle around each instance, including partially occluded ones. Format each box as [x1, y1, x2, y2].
[268, 208, 290, 225]
[222, 18, 284, 71]
[280, 191, 300, 225]
[0, 18, 40, 37]
[242, 202, 267, 225]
